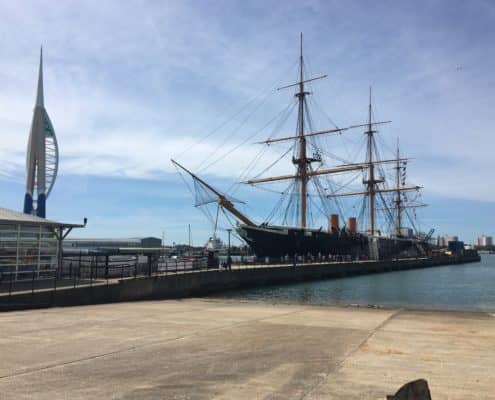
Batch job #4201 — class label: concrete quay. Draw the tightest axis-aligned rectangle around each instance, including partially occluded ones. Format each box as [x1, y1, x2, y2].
[0, 299, 494, 399]
[0, 255, 480, 311]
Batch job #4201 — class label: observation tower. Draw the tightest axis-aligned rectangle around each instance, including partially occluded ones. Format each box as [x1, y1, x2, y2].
[23, 48, 59, 218]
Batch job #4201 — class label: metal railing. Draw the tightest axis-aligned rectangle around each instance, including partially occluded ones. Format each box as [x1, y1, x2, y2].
[0, 251, 440, 306]
[0, 253, 213, 298]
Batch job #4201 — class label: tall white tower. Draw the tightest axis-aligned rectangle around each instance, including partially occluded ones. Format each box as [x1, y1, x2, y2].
[23, 48, 59, 218]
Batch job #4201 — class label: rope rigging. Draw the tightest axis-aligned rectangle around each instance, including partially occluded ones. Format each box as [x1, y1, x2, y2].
[170, 44, 428, 244]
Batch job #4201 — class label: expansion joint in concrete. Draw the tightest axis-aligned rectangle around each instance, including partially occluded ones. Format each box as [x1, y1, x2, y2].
[299, 308, 403, 400]
[0, 304, 303, 381]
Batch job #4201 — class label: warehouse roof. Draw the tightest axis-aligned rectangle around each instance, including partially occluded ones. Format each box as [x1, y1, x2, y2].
[65, 237, 159, 242]
[0, 207, 85, 228]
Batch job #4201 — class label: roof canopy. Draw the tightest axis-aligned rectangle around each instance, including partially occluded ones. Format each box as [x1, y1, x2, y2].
[0, 207, 84, 228]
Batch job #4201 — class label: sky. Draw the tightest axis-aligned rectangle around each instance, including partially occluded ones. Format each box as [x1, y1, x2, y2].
[0, 0, 494, 245]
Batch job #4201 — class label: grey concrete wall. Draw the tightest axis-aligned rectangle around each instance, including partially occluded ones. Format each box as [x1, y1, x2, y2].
[0, 256, 480, 311]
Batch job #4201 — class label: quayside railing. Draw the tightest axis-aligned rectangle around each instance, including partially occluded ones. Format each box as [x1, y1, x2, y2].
[0, 251, 472, 303]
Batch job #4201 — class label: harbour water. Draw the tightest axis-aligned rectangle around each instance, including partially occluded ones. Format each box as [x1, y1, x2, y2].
[214, 254, 495, 311]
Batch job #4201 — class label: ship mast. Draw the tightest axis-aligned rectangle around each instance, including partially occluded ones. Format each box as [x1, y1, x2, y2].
[326, 94, 422, 235]
[395, 141, 402, 236]
[364, 88, 381, 235]
[294, 33, 309, 228]
[248, 38, 393, 229]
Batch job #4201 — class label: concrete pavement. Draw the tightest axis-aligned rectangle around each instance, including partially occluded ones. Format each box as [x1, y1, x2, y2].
[0, 299, 494, 399]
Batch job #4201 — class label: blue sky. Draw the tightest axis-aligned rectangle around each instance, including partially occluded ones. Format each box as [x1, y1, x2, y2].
[0, 0, 494, 245]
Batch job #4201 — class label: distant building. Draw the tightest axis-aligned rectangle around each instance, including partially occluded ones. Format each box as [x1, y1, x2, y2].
[0, 207, 84, 280]
[399, 227, 414, 238]
[437, 235, 458, 248]
[475, 235, 493, 247]
[65, 237, 162, 250]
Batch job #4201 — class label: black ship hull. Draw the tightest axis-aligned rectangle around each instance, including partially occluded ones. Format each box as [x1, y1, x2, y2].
[236, 224, 421, 259]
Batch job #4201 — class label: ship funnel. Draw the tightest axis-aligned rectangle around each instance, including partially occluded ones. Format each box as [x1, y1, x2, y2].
[348, 217, 357, 235]
[329, 214, 339, 233]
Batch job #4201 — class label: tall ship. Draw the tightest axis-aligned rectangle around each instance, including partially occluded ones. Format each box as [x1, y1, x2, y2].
[173, 35, 432, 260]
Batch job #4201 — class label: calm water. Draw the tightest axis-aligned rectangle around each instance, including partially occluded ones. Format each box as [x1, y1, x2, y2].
[215, 254, 495, 311]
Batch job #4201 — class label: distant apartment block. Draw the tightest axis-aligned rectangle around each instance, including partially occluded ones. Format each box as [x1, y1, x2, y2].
[437, 235, 458, 247]
[475, 235, 493, 247]
[64, 237, 162, 250]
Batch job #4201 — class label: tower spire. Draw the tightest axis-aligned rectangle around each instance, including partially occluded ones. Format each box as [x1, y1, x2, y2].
[36, 46, 44, 107]
[24, 47, 59, 218]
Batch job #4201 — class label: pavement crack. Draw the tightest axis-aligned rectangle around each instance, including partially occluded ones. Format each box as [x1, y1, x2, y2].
[337, 308, 404, 367]
[299, 308, 403, 400]
[0, 306, 303, 381]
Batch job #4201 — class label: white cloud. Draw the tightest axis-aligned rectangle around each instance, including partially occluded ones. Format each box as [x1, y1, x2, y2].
[1, 0, 494, 207]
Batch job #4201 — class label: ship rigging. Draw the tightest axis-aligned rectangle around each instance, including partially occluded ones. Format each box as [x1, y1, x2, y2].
[172, 34, 430, 259]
